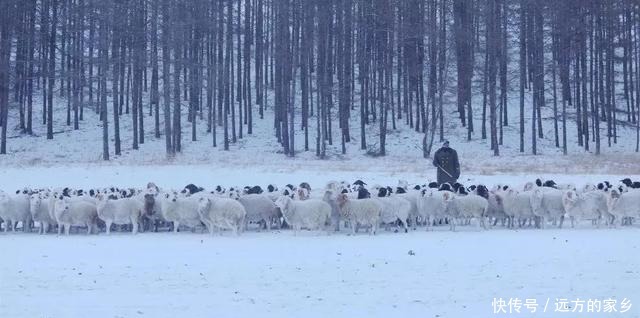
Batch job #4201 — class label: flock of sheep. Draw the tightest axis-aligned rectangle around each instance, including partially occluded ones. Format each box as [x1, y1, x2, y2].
[1, 177, 639, 235]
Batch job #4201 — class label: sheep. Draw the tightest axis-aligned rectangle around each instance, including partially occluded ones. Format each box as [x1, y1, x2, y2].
[299, 182, 311, 192]
[141, 190, 166, 232]
[244, 186, 263, 195]
[0, 192, 32, 232]
[274, 196, 331, 235]
[473, 185, 504, 227]
[416, 189, 449, 230]
[95, 194, 144, 234]
[30, 192, 56, 234]
[581, 183, 598, 193]
[441, 191, 488, 231]
[156, 192, 202, 233]
[294, 187, 310, 200]
[562, 190, 609, 227]
[335, 193, 381, 235]
[196, 195, 246, 235]
[353, 180, 367, 187]
[323, 190, 342, 232]
[53, 197, 98, 235]
[183, 184, 204, 195]
[396, 190, 421, 229]
[501, 189, 543, 228]
[234, 193, 280, 231]
[373, 195, 410, 232]
[620, 178, 640, 189]
[607, 190, 640, 226]
[535, 187, 567, 228]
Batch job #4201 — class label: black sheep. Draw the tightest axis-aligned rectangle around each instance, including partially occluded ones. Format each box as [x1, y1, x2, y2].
[357, 187, 371, 199]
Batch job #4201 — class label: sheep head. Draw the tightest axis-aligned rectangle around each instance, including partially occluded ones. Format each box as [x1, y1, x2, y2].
[274, 196, 291, 212]
[523, 182, 536, 191]
[197, 198, 212, 218]
[529, 189, 544, 214]
[296, 188, 309, 200]
[336, 193, 349, 208]
[144, 193, 156, 216]
[562, 190, 578, 212]
[53, 196, 70, 215]
[29, 194, 43, 217]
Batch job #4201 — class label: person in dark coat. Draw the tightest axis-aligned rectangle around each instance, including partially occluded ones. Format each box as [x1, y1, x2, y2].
[432, 140, 460, 185]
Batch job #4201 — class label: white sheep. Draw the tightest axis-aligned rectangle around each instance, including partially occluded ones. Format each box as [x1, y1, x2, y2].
[95, 194, 144, 234]
[416, 189, 449, 230]
[322, 190, 342, 231]
[30, 192, 56, 234]
[53, 197, 98, 235]
[335, 193, 382, 235]
[274, 196, 331, 235]
[0, 192, 32, 232]
[562, 190, 609, 227]
[484, 191, 508, 227]
[234, 193, 280, 231]
[607, 190, 640, 226]
[374, 196, 411, 232]
[197, 195, 246, 235]
[396, 190, 420, 229]
[535, 187, 567, 228]
[501, 189, 543, 228]
[141, 189, 167, 232]
[442, 192, 488, 231]
[156, 192, 202, 233]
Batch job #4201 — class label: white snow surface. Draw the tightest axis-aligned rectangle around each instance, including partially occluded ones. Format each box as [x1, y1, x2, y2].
[1, 228, 639, 318]
[0, 164, 638, 192]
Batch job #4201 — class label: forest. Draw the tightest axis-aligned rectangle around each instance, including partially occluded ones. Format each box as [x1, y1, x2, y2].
[0, 0, 639, 160]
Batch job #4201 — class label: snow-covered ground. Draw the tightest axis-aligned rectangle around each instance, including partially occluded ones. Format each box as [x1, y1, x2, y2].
[0, 164, 637, 192]
[1, 228, 639, 318]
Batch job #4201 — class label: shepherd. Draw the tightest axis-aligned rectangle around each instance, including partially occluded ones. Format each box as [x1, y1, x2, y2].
[432, 140, 460, 185]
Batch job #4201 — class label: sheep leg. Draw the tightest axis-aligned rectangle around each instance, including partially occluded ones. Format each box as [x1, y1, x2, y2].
[105, 221, 112, 235]
[173, 222, 180, 233]
[558, 216, 565, 229]
[132, 221, 139, 235]
[65, 224, 71, 236]
[86, 223, 93, 235]
[332, 215, 340, 232]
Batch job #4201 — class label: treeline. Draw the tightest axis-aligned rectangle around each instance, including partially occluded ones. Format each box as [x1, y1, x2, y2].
[0, 0, 639, 159]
